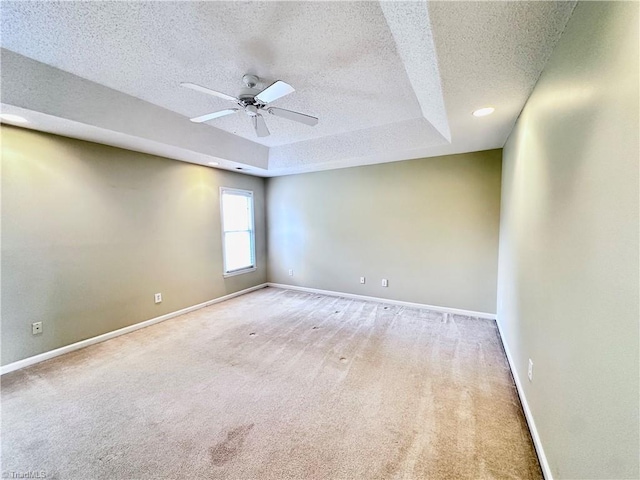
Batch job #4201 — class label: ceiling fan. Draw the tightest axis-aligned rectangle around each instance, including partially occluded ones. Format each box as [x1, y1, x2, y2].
[181, 74, 318, 138]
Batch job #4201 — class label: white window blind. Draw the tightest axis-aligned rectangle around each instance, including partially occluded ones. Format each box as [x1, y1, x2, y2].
[220, 188, 255, 276]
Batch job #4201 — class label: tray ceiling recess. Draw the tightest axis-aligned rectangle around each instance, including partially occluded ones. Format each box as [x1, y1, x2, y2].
[0, 1, 576, 176]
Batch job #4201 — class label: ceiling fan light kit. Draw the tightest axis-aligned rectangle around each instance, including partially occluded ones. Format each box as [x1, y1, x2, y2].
[181, 74, 318, 138]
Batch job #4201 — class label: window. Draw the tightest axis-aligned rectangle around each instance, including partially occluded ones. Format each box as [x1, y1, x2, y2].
[221, 188, 256, 276]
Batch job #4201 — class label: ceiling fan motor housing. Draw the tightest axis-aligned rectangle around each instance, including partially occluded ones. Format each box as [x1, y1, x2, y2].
[239, 91, 262, 106]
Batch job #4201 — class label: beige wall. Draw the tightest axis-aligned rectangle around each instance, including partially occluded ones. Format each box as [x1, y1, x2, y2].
[1, 126, 266, 365]
[267, 150, 502, 314]
[497, 2, 639, 479]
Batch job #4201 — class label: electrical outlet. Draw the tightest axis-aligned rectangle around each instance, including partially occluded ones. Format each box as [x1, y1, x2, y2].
[154, 293, 162, 304]
[528, 359, 533, 381]
[288, 269, 293, 276]
[360, 276, 366, 284]
[32, 322, 43, 335]
[381, 279, 388, 287]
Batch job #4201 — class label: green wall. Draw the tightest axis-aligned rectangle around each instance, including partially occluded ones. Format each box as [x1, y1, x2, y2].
[267, 150, 502, 314]
[497, 2, 639, 478]
[1, 126, 267, 365]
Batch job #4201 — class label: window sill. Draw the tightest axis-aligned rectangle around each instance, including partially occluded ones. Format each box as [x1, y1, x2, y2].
[223, 266, 257, 278]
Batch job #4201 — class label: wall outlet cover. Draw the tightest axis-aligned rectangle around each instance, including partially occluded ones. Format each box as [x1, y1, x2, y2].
[154, 293, 162, 304]
[381, 279, 388, 287]
[360, 276, 366, 284]
[32, 322, 43, 335]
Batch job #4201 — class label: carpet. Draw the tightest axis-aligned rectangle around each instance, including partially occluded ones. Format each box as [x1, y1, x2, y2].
[2, 287, 541, 479]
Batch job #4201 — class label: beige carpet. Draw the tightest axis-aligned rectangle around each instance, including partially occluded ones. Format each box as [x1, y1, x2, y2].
[2, 287, 541, 479]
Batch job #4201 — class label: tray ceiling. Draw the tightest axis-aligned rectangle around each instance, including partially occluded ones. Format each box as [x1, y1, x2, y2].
[0, 1, 576, 176]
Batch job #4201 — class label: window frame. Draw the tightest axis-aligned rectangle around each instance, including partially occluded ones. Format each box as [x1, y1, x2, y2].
[220, 187, 256, 277]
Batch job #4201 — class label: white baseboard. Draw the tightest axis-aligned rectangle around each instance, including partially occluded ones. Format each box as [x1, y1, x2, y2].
[4, 281, 546, 477]
[266, 282, 496, 320]
[495, 317, 552, 480]
[1, 283, 268, 376]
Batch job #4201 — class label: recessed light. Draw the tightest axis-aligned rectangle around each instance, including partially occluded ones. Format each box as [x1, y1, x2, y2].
[208, 162, 219, 166]
[0, 113, 29, 123]
[472, 107, 495, 117]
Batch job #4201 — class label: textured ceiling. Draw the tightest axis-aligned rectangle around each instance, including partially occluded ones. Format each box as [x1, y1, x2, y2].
[0, 1, 576, 176]
[428, 0, 577, 145]
[379, 1, 450, 142]
[0, 1, 424, 148]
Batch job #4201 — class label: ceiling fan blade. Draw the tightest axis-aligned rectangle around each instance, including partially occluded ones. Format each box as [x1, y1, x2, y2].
[252, 114, 270, 137]
[190, 109, 239, 123]
[255, 80, 295, 104]
[180, 82, 238, 102]
[267, 107, 318, 126]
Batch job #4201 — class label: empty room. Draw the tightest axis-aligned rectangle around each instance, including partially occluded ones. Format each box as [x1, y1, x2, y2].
[1, 1, 638, 479]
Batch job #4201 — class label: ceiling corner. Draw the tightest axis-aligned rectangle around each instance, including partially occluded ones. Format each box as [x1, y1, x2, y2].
[379, 0, 451, 143]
